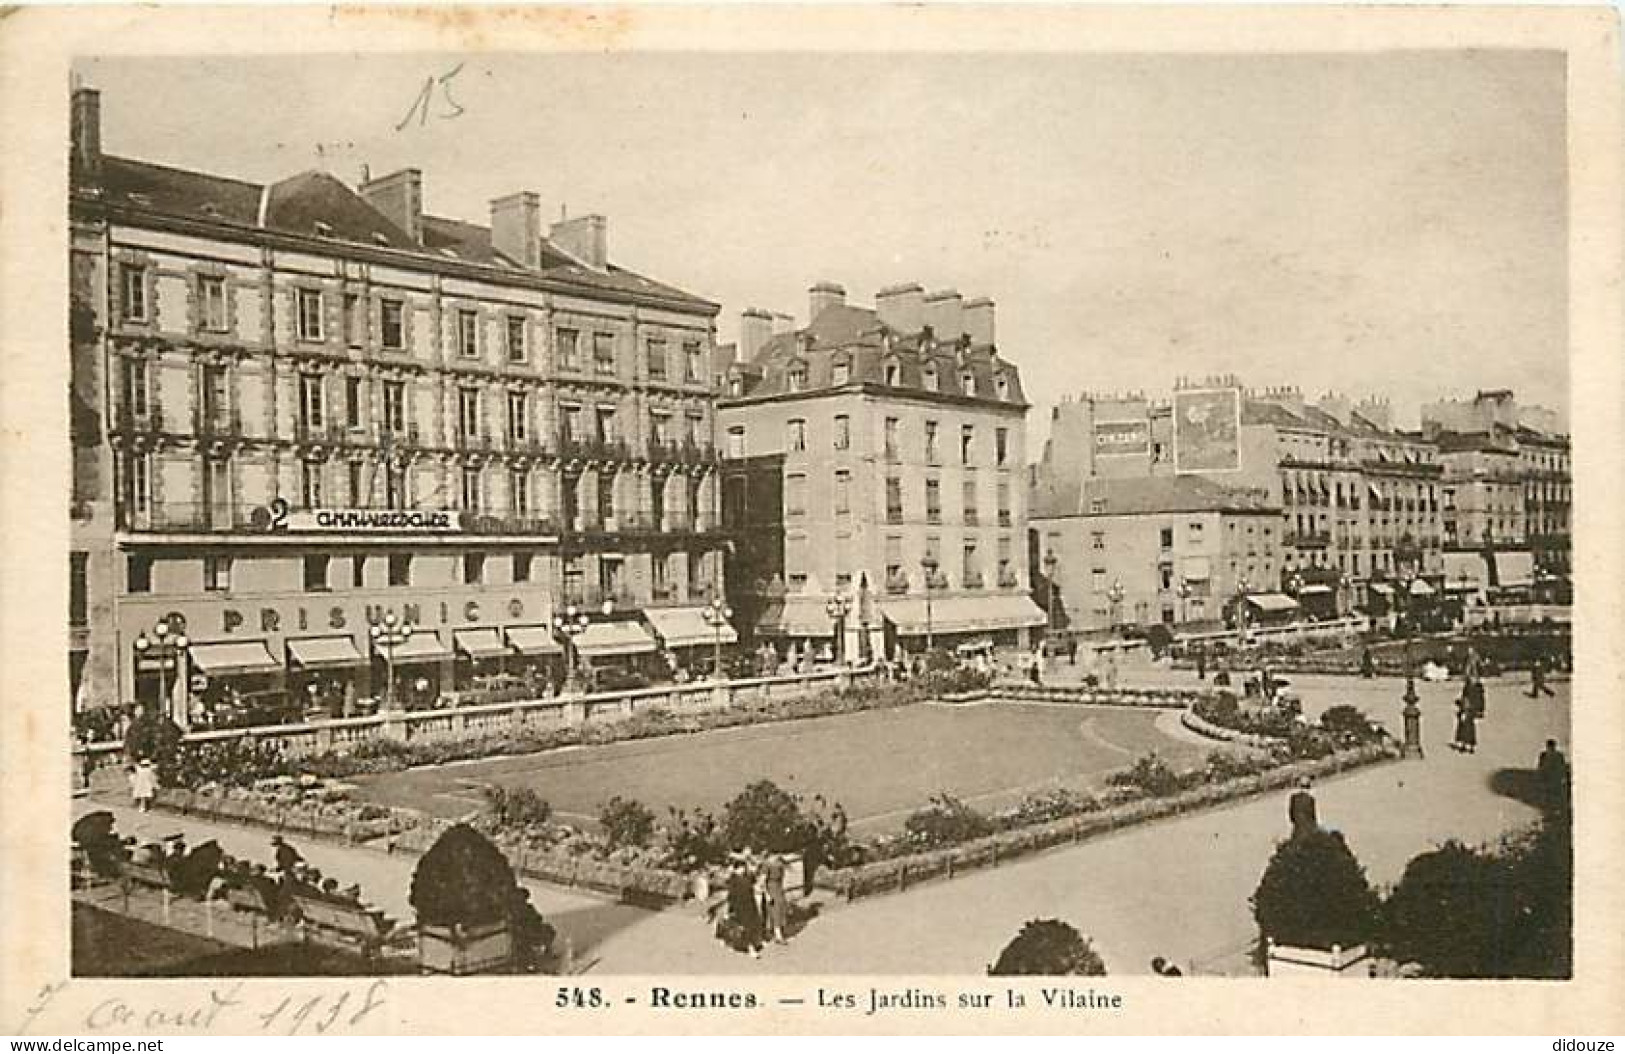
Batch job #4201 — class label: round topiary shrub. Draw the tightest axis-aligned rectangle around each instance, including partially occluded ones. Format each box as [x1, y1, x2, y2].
[410, 822, 520, 929]
[1252, 828, 1380, 951]
[722, 780, 805, 854]
[989, 919, 1107, 976]
[1382, 841, 1518, 978]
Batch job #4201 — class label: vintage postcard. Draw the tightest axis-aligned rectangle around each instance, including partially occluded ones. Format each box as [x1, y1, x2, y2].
[1, 2, 1621, 1037]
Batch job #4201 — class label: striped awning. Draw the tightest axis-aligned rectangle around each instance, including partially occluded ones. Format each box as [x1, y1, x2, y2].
[882, 594, 1047, 635]
[287, 636, 365, 670]
[505, 624, 563, 656]
[380, 630, 450, 663]
[644, 606, 737, 649]
[453, 628, 508, 660]
[574, 620, 656, 658]
[187, 641, 281, 677]
[1243, 593, 1299, 614]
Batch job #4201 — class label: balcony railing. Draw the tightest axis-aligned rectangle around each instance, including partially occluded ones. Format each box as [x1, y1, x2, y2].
[997, 567, 1020, 588]
[560, 585, 643, 611]
[117, 503, 261, 532]
[558, 433, 631, 462]
[648, 440, 720, 467]
[962, 572, 984, 589]
[379, 423, 421, 447]
[454, 430, 497, 453]
[1284, 531, 1333, 548]
[293, 418, 347, 445]
[195, 408, 244, 439]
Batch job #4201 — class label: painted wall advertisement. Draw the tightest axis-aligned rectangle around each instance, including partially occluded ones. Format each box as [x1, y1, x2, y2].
[1173, 388, 1242, 473]
[1093, 420, 1150, 456]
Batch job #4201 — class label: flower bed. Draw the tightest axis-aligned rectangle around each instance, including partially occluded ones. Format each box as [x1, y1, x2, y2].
[818, 741, 1398, 902]
[986, 684, 1215, 708]
[151, 779, 421, 845]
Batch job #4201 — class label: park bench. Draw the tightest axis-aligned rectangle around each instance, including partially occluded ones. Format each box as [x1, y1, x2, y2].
[223, 881, 279, 916]
[120, 859, 175, 892]
[290, 892, 401, 959]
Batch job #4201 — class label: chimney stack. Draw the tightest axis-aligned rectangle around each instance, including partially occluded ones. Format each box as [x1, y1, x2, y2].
[71, 86, 102, 181]
[1317, 391, 1351, 425]
[490, 191, 542, 269]
[550, 214, 608, 271]
[359, 168, 424, 244]
[771, 312, 796, 336]
[808, 281, 845, 322]
[923, 289, 964, 340]
[875, 283, 925, 334]
[963, 297, 995, 347]
[739, 308, 774, 362]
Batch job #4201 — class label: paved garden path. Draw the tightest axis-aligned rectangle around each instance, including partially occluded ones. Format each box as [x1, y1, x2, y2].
[585, 673, 1567, 975]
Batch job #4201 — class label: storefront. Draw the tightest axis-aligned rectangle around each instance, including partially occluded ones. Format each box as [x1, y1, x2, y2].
[375, 629, 451, 710]
[573, 619, 659, 690]
[504, 624, 565, 692]
[644, 606, 738, 678]
[879, 594, 1046, 654]
[186, 640, 285, 728]
[453, 627, 511, 691]
[286, 635, 367, 719]
[1294, 584, 1337, 621]
[1238, 592, 1299, 627]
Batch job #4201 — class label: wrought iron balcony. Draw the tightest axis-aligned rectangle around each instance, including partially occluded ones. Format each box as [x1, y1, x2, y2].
[558, 432, 631, 463]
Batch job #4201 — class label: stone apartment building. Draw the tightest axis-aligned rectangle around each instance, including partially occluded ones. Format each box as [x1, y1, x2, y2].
[717, 283, 1044, 659]
[68, 86, 731, 726]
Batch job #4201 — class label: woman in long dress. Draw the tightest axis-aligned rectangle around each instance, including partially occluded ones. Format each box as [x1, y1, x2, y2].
[1453, 694, 1478, 754]
[723, 860, 764, 958]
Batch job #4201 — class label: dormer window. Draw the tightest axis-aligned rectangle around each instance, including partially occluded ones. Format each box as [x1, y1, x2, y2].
[884, 359, 902, 386]
[923, 365, 939, 392]
[787, 361, 808, 392]
[960, 370, 975, 395]
[831, 359, 851, 386]
[995, 372, 1011, 400]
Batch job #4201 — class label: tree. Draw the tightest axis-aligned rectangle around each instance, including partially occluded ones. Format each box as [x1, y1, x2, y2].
[722, 780, 805, 854]
[989, 919, 1107, 976]
[1252, 829, 1380, 951]
[1382, 841, 1519, 977]
[410, 823, 519, 929]
[599, 796, 657, 851]
[124, 709, 184, 785]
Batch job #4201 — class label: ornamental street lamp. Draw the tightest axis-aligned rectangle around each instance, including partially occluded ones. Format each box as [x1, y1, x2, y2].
[368, 612, 415, 711]
[702, 599, 733, 680]
[553, 605, 591, 692]
[1107, 579, 1125, 633]
[1042, 549, 1060, 651]
[825, 592, 853, 665]
[133, 617, 189, 726]
[920, 553, 940, 653]
[1236, 574, 1253, 642]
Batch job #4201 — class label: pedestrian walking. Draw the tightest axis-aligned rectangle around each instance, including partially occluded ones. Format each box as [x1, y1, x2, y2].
[1452, 693, 1478, 753]
[1195, 647, 1207, 681]
[1288, 777, 1318, 838]
[1360, 647, 1375, 679]
[129, 759, 157, 813]
[722, 858, 764, 958]
[1067, 636, 1079, 666]
[1536, 739, 1570, 814]
[1527, 654, 1555, 698]
[763, 853, 788, 944]
[270, 834, 303, 875]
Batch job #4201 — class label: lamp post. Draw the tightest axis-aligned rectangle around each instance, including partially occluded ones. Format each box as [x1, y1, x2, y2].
[702, 599, 733, 680]
[1042, 548, 1059, 653]
[1235, 573, 1252, 643]
[920, 553, 939, 654]
[368, 612, 415, 711]
[1107, 579, 1125, 634]
[824, 592, 852, 665]
[553, 605, 591, 692]
[132, 618, 189, 727]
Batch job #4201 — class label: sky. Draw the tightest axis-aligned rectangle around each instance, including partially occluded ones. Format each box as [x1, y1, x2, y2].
[76, 50, 1568, 444]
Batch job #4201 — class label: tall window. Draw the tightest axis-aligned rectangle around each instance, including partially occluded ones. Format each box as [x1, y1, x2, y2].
[960, 370, 975, 395]
[997, 480, 1011, 525]
[70, 552, 89, 625]
[684, 341, 704, 382]
[883, 418, 900, 460]
[557, 327, 580, 369]
[122, 358, 148, 417]
[650, 412, 671, 445]
[344, 293, 365, 346]
[963, 541, 979, 586]
[834, 470, 851, 515]
[996, 374, 1011, 400]
[457, 309, 479, 358]
[998, 537, 1014, 583]
[296, 288, 323, 341]
[204, 555, 231, 592]
[924, 420, 940, 464]
[595, 406, 617, 444]
[384, 465, 407, 509]
[885, 535, 903, 585]
[506, 316, 527, 362]
[382, 381, 405, 435]
[922, 365, 938, 392]
[787, 362, 807, 391]
[962, 478, 978, 523]
[345, 376, 363, 429]
[597, 471, 616, 526]
[514, 551, 534, 584]
[463, 552, 485, 586]
[348, 461, 365, 505]
[1091, 530, 1106, 551]
[352, 554, 368, 589]
[201, 365, 228, 429]
[785, 534, 809, 590]
[562, 405, 584, 441]
[885, 477, 903, 524]
[458, 387, 481, 441]
[686, 413, 704, 448]
[925, 479, 941, 524]
[961, 424, 975, 465]
[120, 264, 147, 322]
[831, 361, 850, 386]
[299, 374, 324, 429]
[833, 415, 850, 451]
[787, 419, 807, 453]
[127, 553, 153, 594]
[507, 391, 528, 442]
[380, 298, 404, 349]
[510, 469, 529, 515]
[303, 554, 329, 592]
[122, 451, 151, 517]
[884, 361, 901, 386]
[301, 461, 323, 508]
[198, 275, 227, 331]
[593, 332, 616, 375]
[786, 473, 808, 517]
[645, 338, 667, 379]
[461, 466, 482, 510]
[203, 456, 231, 525]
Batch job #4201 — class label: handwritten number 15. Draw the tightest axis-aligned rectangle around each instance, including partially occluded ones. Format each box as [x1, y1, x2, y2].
[397, 63, 466, 131]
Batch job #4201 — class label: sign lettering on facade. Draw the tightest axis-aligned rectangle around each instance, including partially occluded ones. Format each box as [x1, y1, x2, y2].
[1093, 420, 1150, 456]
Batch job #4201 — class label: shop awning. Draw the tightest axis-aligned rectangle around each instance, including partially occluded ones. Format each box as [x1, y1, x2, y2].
[754, 598, 842, 637]
[381, 630, 450, 663]
[453, 628, 508, 660]
[882, 594, 1047, 636]
[188, 641, 281, 677]
[1180, 556, 1211, 582]
[1369, 583, 1394, 596]
[506, 624, 562, 656]
[1409, 579, 1435, 596]
[287, 636, 366, 670]
[1493, 551, 1535, 588]
[644, 606, 738, 649]
[1244, 593, 1299, 614]
[575, 620, 656, 658]
[1296, 584, 1333, 595]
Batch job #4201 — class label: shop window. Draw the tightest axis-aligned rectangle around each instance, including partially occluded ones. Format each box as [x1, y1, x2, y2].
[205, 555, 232, 592]
[303, 554, 330, 592]
[388, 554, 412, 587]
[127, 554, 152, 594]
[464, 552, 485, 586]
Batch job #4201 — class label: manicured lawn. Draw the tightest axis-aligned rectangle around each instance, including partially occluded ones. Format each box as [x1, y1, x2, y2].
[347, 701, 1204, 832]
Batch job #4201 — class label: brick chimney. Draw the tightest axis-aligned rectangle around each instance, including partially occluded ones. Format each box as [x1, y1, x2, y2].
[875, 283, 925, 334]
[550, 214, 608, 271]
[739, 308, 774, 362]
[490, 191, 541, 268]
[963, 297, 995, 347]
[808, 281, 845, 322]
[924, 289, 964, 340]
[359, 168, 423, 244]
[71, 86, 102, 181]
